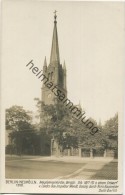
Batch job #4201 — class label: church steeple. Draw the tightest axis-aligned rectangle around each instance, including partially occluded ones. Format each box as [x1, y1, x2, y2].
[50, 11, 60, 65]
[43, 56, 47, 73]
[42, 11, 67, 105]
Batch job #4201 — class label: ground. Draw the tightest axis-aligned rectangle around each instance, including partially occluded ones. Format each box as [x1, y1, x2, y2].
[5, 155, 118, 180]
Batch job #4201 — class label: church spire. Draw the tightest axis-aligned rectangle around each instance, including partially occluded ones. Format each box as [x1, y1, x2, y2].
[43, 56, 47, 67]
[43, 56, 47, 73]
[50, 10, 60, 65]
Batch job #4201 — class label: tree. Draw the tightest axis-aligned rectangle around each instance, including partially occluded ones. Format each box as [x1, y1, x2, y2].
[71, 115, 103, 157]
[102, 113, 118, 150]
[34, 99, 77, 153]
[6, 105, 32, 131]
[6, 105, 35, 155]
[34, 98, 118, 158]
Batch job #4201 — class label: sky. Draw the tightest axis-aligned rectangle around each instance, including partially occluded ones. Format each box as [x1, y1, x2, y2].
[1, 0, 124, 124]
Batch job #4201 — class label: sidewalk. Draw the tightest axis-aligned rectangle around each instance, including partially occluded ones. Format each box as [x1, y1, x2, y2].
[33, 156, 117, 163]
[57, 160, 118, 180]
[6, 154, 117, 163]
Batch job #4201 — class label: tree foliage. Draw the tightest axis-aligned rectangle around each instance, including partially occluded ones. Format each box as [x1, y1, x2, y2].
[6, 105, 32, 131]
[6, 106, 37, 155]
[102, 113, 118, 149]
[6, 102, 118, 156]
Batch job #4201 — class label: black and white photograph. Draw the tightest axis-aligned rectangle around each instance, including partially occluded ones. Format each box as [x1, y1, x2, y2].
[0, 0, 124, 194]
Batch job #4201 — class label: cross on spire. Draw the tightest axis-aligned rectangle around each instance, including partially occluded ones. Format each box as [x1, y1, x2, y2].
[54, 10, 57, 22]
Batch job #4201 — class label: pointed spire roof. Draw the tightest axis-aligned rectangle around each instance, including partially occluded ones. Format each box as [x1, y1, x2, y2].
[50, 11, 60, 65]
[44, 56, 47, 66]
[78, 101, 82, 110]
[63, 60, 66, 69]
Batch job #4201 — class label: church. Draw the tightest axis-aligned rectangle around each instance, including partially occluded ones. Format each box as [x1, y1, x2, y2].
[41, 11, 68, 156]
[40, 12, 97, 157]
[40, 11, 116, 159]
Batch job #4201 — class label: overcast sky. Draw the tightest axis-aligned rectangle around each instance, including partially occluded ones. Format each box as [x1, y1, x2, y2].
[1, 0, 124, 124]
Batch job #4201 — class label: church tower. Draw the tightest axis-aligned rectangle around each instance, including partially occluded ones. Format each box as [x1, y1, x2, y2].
[42, 11, 67, 105]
